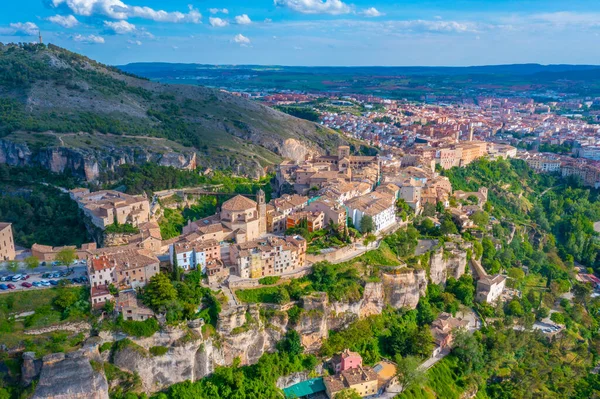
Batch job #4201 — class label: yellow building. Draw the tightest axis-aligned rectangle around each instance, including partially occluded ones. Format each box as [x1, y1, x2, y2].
[323, 366, 379, 398]
[0, 223, 15, 261]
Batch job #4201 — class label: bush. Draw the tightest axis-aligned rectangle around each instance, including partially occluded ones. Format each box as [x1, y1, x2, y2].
[118, 318, 160, 338]
[259, 276, 281, 285]
[149, 346, 169, 356]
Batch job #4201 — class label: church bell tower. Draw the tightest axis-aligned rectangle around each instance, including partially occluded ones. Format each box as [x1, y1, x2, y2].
[257, 189, 267, 235]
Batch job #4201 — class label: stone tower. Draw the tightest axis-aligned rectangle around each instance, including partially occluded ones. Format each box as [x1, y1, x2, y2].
[257, 189, 267, 235]
[337, 145, 351, 160]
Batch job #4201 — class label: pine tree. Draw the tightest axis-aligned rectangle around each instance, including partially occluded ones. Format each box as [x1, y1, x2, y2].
[172, 251, 181, 282]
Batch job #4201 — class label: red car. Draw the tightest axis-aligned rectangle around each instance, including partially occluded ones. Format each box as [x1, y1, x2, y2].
[7, 284, 16, 289]
[21, 282, 32, 288]
[22, 275, 30, 280]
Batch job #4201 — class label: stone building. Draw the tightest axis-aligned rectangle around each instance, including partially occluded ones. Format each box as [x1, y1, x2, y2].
[87, 248, 159, 307]
[276, 146, 380, 194]
[0, 222, 15, 261]
[229, 235, 307, 279]
[182, 191, 267, 244]
[70, 189, 150, 230]
[345, 191, 396, 233]
[324, 365, 379, 398]
[476, 274, 507, 303]
[168, 239, 220, 273]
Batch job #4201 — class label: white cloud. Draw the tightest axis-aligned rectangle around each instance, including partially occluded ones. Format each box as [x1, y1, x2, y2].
[235, 14, 252, 25]
[209, 8, 228, 14]
[233, 33, 251, 45]
[51, 0, 201, 23]
[47, 15, 79, 28]
[73, 33, 105, 43]
[274, 0, 351, 15]
[360, 7, 382, 17]
[0, 22, 40, 36]
[209, 17, 229, 27]
[397, 20, 473, 33]
[103, 20, 136, 34]
[264, 18, 273, 23]
[127, 39, 142, 45]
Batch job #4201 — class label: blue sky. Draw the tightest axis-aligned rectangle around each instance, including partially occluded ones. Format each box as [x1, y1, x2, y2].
[2, 0, 600, 66]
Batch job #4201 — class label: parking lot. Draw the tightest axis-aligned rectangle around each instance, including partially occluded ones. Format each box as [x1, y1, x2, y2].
[533, 321, 563, 335]
[0, 261, 89, 293]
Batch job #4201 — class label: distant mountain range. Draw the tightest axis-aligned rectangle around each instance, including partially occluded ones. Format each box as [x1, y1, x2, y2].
[120, 63, 600, 76]
[0, 43, 349, 180]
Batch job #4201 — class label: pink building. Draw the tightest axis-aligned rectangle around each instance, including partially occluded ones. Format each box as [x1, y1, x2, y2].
[331, 349, 363, 374]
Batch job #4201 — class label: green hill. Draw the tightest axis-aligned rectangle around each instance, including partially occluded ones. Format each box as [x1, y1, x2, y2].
[0, 43, 348, 179]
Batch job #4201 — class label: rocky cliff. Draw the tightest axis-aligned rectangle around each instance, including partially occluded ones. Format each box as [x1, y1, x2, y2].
[0, 44, 349, 180]
[0, 138, 196, 181]
[382, 269, 428, 309]
[429, 246, 467, 285]
[28, 248, 467, 394]
[31, 350, 109, 399]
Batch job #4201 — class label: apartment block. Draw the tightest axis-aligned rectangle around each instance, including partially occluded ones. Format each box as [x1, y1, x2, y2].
[168, 239, 220, 273]
[345, 191, 396, 233]
[229, 235, 307, 279]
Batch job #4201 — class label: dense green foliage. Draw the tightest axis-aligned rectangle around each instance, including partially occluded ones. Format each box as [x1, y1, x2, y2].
[275, 106, 320, 122]
[0, 180, 91, 247]
[117, 317, 160, 338]
[154, 351, 318, 399]
[141, 271, 221, 326]
[102, 163, 273, 197]
[105, 223, 139, 234]
[443, 158, 599, 270]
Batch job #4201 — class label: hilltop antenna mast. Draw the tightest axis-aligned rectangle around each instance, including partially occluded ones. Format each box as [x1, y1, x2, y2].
[38, 31, 43, 44]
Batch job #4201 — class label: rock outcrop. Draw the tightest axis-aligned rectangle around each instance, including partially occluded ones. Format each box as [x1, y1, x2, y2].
[429, 246, 467, 285]
[23, 242, 469, 394]
[32, 351, 109, 399]
[382, 269, 428, 309]
[0, 139, 196, 181]
[21, 352, 41, 387]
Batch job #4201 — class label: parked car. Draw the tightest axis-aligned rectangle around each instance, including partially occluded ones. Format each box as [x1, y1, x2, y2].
[1, 275, 13, 282]
[42, 273, 51, 278]
[21, 282, 32, 288]
[71, 278, 81, 284]
[32, 281, 42, 287]
[40, 281, 51, 286]
[41, 262, 46, 266]
[49, 280, 58, 286]
[80, 276, 89, 284]
[11, 274, 23, 282]
[6, 284, 15, 289]
[22, 274, 30, 280]
[0, 284, 7, 290]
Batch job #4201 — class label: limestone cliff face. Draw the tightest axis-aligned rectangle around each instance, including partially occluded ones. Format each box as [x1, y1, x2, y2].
[32, 351, 109, 399]
[280, 138, 320, 162]
[429, 247, 467, 286]
[0, 139, 196, 181]
[26, 272, 442, 394]
[382, 270, 428, 309]
[111, 326, 225, 393]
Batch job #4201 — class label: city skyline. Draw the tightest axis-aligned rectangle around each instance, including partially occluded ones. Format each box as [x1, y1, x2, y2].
[2, 1, 600, 66]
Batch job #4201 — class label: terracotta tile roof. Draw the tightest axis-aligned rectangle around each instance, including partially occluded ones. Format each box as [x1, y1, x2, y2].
[221, 195, 257, 211]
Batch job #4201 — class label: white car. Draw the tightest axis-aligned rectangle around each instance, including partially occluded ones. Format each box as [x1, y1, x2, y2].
[11, 274, 23, 281]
